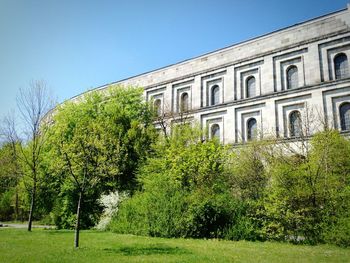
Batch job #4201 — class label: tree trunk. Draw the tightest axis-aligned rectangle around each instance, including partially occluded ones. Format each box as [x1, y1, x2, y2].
[15, 188, 19, 221]
[27, 180, 36, 232]
[74, 191, 83, 248]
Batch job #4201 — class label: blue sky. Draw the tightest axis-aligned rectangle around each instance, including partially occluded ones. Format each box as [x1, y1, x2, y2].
[0, 0, 349, 119]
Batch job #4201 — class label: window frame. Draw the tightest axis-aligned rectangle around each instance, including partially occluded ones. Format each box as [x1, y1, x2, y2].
[289, 110, 302, 137]
[179, 92, 189, 112]
[339, 102, 350, 131]
[286, 65, 298, 90]
[246, 76, 256, 98]
[211, 85, 220, 106]
[154, 99, 162, 116]
[334, 53, 349, 80]
[210, 123, 220, 140]
[247, 118, 257, 141]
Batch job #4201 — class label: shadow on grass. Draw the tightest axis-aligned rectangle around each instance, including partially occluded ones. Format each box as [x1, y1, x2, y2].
[103, 244, 190, 256]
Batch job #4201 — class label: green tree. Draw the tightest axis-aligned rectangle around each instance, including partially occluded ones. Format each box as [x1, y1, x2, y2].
[0, 81, 54, 229]
[0, 143, 18, 220]
[47, 86, 155, 248]
[0, 113, 24, 221]
[226, 140, 272, 241]
[229, 141, 269, 201]
[263, 130, 350, 244]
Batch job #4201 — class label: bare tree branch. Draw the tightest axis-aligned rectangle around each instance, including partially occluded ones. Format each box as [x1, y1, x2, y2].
[15, 80, 55, 231]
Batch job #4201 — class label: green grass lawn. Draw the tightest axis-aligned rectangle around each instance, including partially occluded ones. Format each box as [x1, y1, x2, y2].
[0, 228, 349, 263]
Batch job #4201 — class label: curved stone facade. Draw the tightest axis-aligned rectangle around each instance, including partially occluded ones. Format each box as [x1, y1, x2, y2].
[82, 5, 350, 144]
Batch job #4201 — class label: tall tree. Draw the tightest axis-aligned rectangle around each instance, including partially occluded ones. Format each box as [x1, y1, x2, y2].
[16, 80, 54, 231]
[0, 112, 22, 220]
[47, 86, 155, 248]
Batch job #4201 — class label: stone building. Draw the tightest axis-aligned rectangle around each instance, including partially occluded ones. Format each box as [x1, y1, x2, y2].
[87, 5, 350, 144]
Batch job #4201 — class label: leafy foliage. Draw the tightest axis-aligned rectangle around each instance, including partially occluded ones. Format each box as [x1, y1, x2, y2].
[0, 143, 25, 221]
[46, 86, 156, 229]
[109, 125, 250, 239]
[262, 130, 350, 244]
[1, 84, 349, 248]
[109, 129, 350, 246]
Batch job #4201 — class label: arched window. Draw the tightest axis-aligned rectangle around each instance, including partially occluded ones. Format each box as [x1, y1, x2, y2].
[180, 92, 189, 112]
[154, 99, 162, 116]
[289, 111, 302, 137]
[247, 118, 257, 141]
[211, 85, 220, 105]
[287, 66, 298, 89]
[340, 102, 350, 131]
[246, 76, 256, 98]
[334, 53, 349, 80]
[211, 124, 220, 140]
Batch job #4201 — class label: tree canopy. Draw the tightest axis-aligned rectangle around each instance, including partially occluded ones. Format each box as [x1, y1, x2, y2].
[46, 86, 156, 247]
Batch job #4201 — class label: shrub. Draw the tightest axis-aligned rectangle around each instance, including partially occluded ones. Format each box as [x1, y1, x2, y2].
[51, 182, 103, 229]
[96, 191, 128, 230]
[183, 192, 234, 238]
[108, 125, 262, 240]
[324, 215, 350, 247]
[109, 129, 350, 246]
[107, 194, 148, 236]
[262, 130, 350, 244]
[0, 190, 14, 221]
[108, 173, 188, 237]
[223, 201, 259, 241]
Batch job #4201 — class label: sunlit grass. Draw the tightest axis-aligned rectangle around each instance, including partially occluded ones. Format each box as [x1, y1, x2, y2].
[0, 228, 349, 262]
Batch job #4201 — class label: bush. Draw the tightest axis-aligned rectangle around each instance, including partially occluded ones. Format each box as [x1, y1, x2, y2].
[109, 129, 350, 246]
[51, 182, 103, 229]
[183, 193, 234, 239]
[107, 194, 149, 236]
[108, 126, 262, 240]
[324, 215, 350, 247]
[96, 191, 128, 230]
[262, 131, 350, 244]
[0, 190, 14, 221]
[223, 201, 259, 241]
[108, 173, 188, 237]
